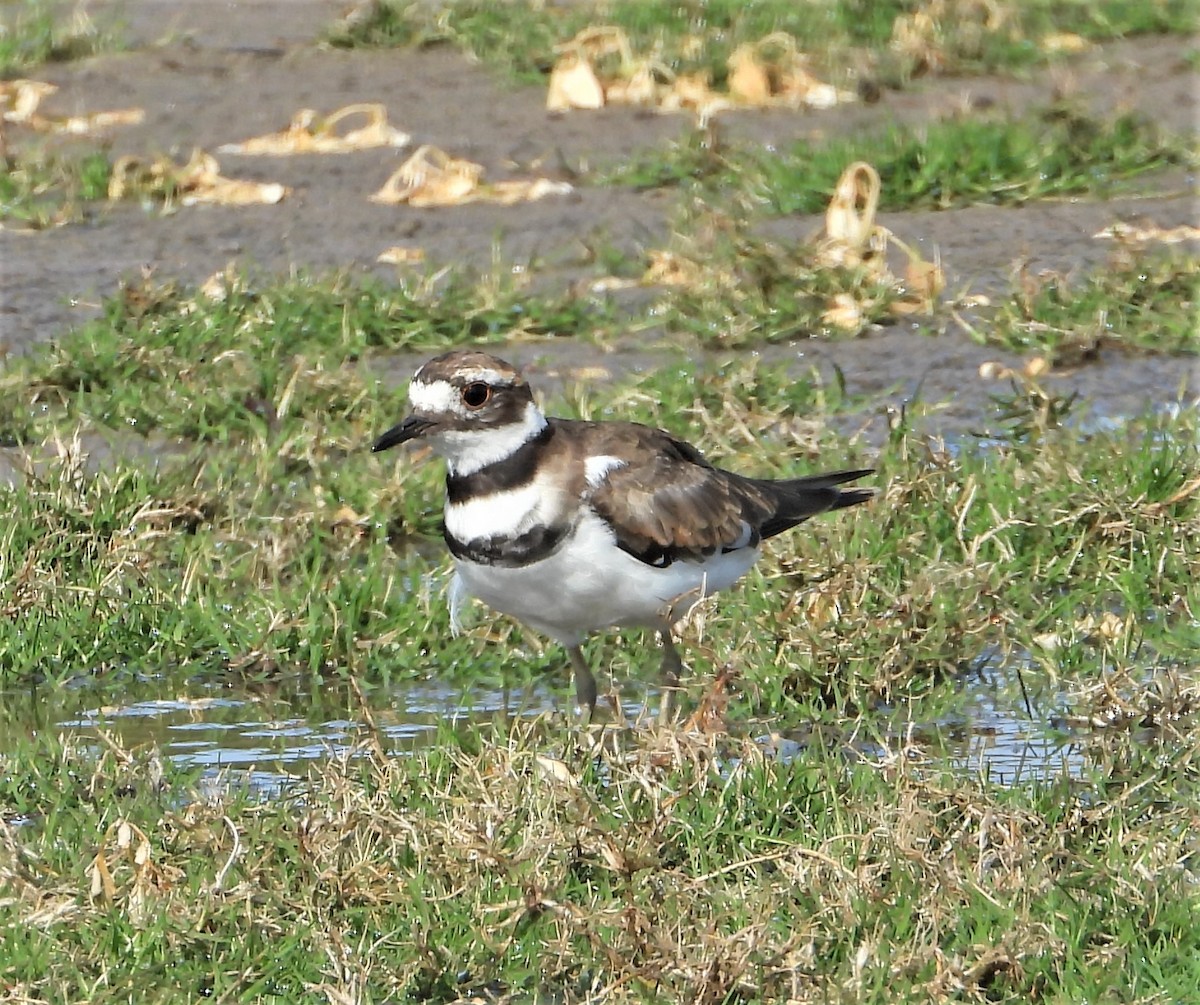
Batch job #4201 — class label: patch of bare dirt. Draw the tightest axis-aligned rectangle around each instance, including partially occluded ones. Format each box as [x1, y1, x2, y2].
[0, 3, 1196, 434]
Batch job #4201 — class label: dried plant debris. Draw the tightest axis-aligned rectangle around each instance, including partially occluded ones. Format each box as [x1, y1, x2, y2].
[107, 150, 290, 207]
[816, 161, 946, 328]
[1094, 221, 1200, 246]
[371, 144, 572, 207]
[725, 33, 856, 110]
[217, 103, 411, 155]
[545, 28, 613, 111]
[890, 0, 1014, 76]
[87, 818, 181, 927]
[547, 25, 854, 118]
[978, 357, 1051, 381]
[1062, 663, 1198, 739]
[633, 161, 943, 339]
[1039, 31, 1091, 54]
[0, 78, 143, 135]
[818, 162, 889, 270]
[641, 249, 708, 289]
[889, 0, 1094, 76]
[376, 245, 426, 265]
[0, 79, 56, 121]
[1032, 610, 1131, 654]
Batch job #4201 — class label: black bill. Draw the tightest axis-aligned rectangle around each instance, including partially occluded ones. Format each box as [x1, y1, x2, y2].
[372, 414, 434, 452]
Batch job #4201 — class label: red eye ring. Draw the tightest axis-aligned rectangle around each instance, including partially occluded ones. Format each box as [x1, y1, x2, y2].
[462, 382, 491, 408]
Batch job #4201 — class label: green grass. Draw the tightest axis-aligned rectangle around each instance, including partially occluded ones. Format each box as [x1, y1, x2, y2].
[0, 146, 111, 228]
[996, 0, 1196, 47]
[0, 0, 116, 74]
[979, 250, 1200, 358]
[0, 266, 1195, 701]
[326, 0, 910, 85]
[587, 107, 1196, 345]
[883, 0, 1197, 81]
[325, 0, 1196, 85]
[0, 258, 1196, 1002]
[0, 702, 1196, 1002]
[607, 109, 1190, 212]
[0, 271, 618, 444]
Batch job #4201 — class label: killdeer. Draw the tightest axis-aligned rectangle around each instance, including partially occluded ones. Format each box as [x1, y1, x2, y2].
[373, 350, 873, 718]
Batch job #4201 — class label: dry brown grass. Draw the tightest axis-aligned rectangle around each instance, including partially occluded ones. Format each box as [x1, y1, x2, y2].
[3, 705, 1196, 1002]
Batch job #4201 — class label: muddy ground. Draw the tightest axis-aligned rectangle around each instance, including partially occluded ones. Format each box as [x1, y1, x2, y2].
[1, 1, 1196, 439]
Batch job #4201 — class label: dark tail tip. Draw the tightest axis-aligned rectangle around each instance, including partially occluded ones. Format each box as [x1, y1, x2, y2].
[829, 486, 876, 512]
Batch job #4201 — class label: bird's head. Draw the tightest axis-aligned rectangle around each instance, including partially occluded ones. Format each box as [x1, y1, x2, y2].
[372, 350, 547, 476]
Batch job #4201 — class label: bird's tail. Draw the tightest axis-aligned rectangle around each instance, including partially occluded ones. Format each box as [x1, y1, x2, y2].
[757, 468, 874, 539]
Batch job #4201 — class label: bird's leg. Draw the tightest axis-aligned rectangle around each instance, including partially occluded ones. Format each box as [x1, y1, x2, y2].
[568, 645, 597, 720]
[658, 631, 683, 724]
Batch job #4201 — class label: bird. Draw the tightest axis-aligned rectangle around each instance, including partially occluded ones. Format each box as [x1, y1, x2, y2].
[372, 350, 873, 719]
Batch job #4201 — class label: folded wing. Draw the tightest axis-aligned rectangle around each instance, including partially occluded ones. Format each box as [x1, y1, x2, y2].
[583, 422, 873, 567]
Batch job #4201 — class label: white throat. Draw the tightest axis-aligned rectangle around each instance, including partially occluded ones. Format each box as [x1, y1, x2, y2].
[435, 400, 548, 477]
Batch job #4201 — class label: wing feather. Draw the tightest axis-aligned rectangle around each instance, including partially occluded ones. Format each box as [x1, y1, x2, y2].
[567, 420, 873, 567]
[581, 423, 775, 564]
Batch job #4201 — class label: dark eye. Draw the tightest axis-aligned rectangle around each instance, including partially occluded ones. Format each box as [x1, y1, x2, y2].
[461, 382, 491, 409]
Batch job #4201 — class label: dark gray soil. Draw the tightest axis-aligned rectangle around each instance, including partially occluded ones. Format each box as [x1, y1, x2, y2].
[1, 2, 1196, 441]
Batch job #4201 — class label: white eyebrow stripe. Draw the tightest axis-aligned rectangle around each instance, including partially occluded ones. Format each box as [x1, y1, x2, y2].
[455, 367, 513, 386]
[584, 454, 626, 488]
[408, 371, 520, 418]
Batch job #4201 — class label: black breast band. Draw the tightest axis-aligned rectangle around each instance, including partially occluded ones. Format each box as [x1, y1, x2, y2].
[446, 424, 553, 504]
[444, 521, 572, 568]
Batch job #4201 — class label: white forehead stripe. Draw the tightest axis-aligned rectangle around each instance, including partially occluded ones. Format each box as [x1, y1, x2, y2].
[407, 378, 461, 416]
[407, 371, 519, 417]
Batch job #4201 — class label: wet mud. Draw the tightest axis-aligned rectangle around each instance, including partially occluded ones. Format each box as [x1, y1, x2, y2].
[1, 5, 1197, 435]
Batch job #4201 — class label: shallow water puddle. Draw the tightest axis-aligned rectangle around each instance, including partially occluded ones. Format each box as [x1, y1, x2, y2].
[10, 678, 561, 795]
[926, 653, 1089, 782]
[761, 654, 1087, 784]
[0, 650, 1091, 793]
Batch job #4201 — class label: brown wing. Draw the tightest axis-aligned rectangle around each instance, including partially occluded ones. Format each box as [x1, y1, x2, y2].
[580, 422, 779, 566]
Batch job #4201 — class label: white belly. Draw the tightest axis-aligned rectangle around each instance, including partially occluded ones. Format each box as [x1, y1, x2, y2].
[451, 511, 760, 645]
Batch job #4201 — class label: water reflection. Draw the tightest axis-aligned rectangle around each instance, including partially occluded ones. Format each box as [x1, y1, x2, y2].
[1, 648, 1096, 798]
[50, 679, 562, 772]
[761, 648, 1087, 784]
[938, 647, 1088, 782]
